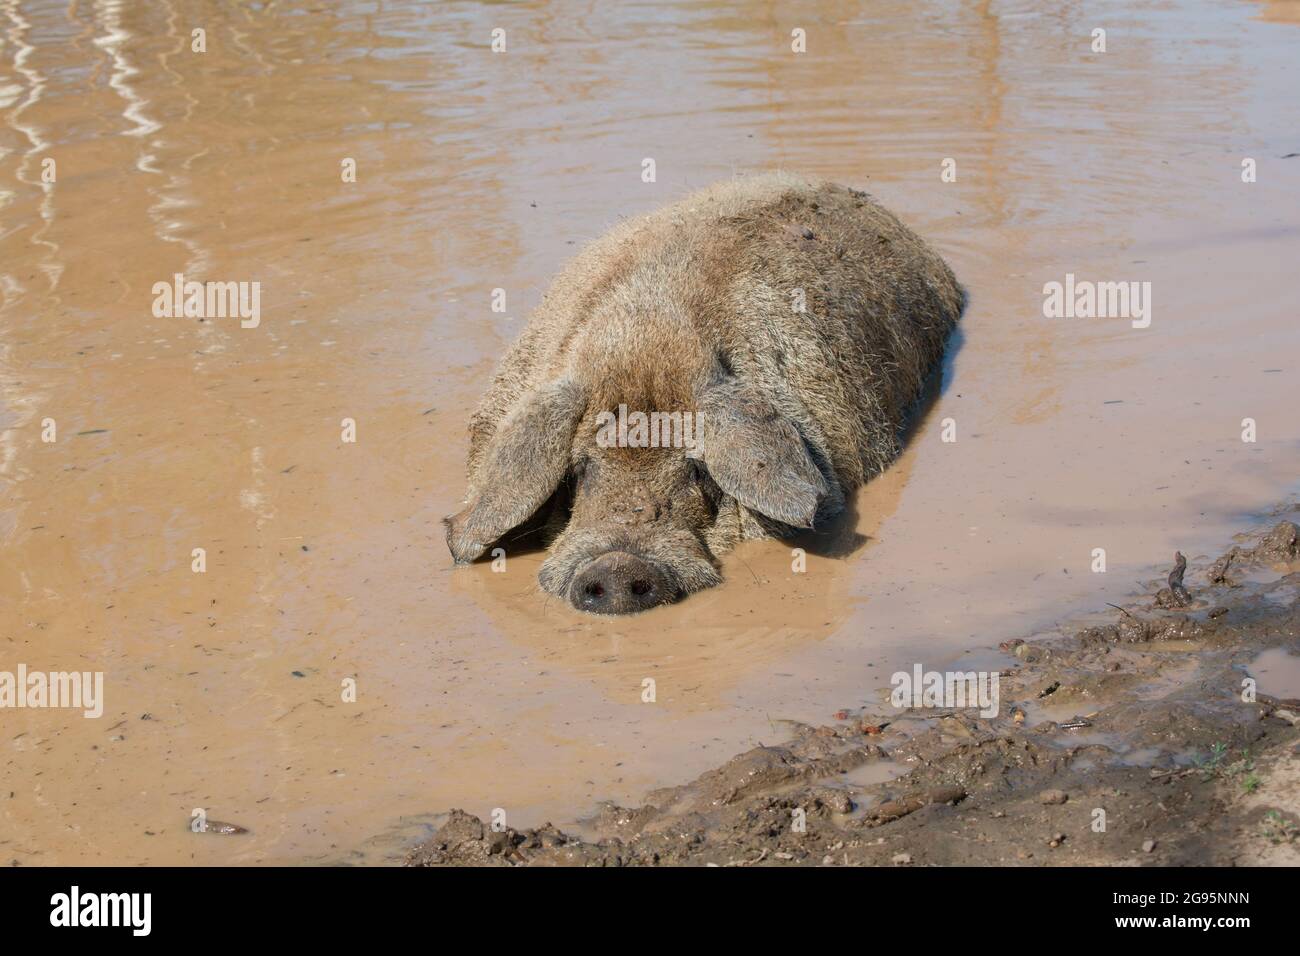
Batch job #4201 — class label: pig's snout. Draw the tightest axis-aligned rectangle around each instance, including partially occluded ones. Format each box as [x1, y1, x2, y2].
[570, 551, 672, 614]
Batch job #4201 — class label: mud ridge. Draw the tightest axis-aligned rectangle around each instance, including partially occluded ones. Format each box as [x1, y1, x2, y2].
[407, 516, 1300, 866]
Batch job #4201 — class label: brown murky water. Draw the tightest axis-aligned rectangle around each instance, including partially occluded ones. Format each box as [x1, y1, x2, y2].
[1, 0, 1297, 864]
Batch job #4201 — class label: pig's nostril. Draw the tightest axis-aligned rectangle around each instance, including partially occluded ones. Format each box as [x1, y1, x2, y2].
[585, 582, 606, 598]
[629, 579, 653, 597]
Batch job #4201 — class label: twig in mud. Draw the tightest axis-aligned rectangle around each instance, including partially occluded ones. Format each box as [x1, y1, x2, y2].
[1149, 767, 1196, 781]
[1106, 603, 1140, 621]
[735, 551, 761, 586]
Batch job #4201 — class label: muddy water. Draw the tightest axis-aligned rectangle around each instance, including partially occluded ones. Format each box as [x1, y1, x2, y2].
[1249, 647, 1300, 699]
[1, 0, 1297, 865]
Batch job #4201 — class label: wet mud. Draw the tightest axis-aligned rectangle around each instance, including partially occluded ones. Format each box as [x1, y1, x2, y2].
[409, 516, 1300, 866]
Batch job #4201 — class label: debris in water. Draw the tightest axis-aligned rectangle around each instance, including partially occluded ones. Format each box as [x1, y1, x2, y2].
[1155, 551, 1194, 607]
[1168, 552, 1191, 606]
[195, 820, 248, 835]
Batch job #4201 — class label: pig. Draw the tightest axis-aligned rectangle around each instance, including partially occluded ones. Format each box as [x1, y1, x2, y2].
[446, 172, 964, 614]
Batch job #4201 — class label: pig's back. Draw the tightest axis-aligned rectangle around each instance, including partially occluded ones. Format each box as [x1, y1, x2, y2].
[470, 173, 963, 491]
[687, 174, 964, 487]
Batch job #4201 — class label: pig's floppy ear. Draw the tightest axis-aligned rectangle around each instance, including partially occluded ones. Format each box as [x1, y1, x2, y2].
[693, 377, 829, 529]
[445, 380, 585, 563]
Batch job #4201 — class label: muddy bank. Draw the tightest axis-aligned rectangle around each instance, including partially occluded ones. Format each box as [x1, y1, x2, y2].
[408, 515, 1300, 866]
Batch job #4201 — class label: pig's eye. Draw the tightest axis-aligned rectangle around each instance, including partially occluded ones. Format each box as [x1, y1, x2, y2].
[687, 457, 713, 488]
[687, 457, 720, 517]
[572, 457, 600, 493]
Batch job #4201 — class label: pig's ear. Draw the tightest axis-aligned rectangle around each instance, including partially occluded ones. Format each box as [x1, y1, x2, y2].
[445, 380, 585, 563]
[694, 378, 829, 529]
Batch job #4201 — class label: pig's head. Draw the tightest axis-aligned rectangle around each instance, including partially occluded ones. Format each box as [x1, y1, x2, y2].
[445, 369, 830, 614]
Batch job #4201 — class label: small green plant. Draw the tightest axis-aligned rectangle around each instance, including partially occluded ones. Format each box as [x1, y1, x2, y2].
[1227, 749, 1255, 777]
[1259, 811, 1299, 844]
[1194, 742, 1229, 778]
[1194, 744, 1256, 784]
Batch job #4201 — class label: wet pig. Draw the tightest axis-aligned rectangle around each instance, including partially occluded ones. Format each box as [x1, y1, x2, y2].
[446, 172, 964, 614]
